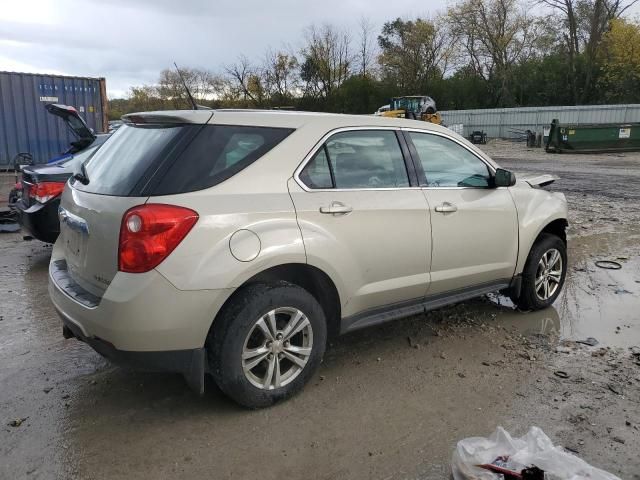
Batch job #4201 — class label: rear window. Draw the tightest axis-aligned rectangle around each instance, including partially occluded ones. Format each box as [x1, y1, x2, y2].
[75, 124, 191, 196]
[73, 123, 293, 196]
[151, 125, 294, 195]
[59, 145, 99, 170]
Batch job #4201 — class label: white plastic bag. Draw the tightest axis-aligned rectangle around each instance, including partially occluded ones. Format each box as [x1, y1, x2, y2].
[451, 426, 621, 480]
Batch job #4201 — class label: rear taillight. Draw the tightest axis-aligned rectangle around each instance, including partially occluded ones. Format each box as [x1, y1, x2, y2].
[118, 204, 198, 273]
[29, 181, 65, 203]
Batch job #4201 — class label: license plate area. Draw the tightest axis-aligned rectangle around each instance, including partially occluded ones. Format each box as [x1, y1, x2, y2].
[64, 227, 83, 260]
[59, 207, 89, 267]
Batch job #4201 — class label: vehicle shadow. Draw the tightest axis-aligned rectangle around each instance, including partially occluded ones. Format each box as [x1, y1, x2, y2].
[59, 295, 562, 479]
[64, 295, 560, 413]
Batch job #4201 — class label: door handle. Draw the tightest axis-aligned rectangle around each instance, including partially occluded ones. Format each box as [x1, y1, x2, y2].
[319, 202, 353, 215]
[434, 202, 457, 213]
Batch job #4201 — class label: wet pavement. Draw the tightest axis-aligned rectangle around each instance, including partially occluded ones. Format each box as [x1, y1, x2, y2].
[1, 145, 639, 480]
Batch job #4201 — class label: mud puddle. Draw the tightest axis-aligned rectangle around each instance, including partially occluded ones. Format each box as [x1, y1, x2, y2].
[486, 228, 640, 349]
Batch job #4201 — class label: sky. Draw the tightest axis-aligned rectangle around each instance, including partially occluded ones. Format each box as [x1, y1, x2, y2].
[0, 0, 448, 98]
[2, 0, 639, 99]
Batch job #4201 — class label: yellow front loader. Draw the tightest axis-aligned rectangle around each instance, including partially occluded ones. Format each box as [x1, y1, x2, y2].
[380, 96, 442, 125]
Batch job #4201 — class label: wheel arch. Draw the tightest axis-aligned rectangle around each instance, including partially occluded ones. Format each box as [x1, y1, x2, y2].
[211, 263, 343, 340]
[516, 216, 568, 274]
[538, 218, 568, 245]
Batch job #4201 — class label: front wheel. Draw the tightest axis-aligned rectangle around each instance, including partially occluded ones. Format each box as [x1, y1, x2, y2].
[512, 233, 567, 310]
[208, 282, 327, 408]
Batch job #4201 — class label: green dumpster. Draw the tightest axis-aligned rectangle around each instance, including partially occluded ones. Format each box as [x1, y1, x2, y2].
[546, 119, 640, 153]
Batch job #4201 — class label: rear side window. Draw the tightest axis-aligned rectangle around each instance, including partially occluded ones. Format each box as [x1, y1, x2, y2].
[299, 148, 333, 189]
[153, 125, 294, 195]
[299, 130, 409, 189]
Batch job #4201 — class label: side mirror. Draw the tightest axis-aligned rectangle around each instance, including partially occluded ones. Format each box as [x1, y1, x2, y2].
[494, 168, 516, 187]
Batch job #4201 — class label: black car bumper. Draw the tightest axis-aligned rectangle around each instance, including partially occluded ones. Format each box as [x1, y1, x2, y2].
[59, 310, 207, 395]
[15, 198, 60, 243]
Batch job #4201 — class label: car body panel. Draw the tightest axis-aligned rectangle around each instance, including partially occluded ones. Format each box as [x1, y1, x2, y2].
[508, 182, 568, 274]
[15, 198, 61, 243]
[396, 125, 520, 294]
[49, 240, 232, 351]
[289, 179, 431, 317]
[153, 191, 307, 291]
[58, 187, 145, 297]
[422, 187, 519, 295]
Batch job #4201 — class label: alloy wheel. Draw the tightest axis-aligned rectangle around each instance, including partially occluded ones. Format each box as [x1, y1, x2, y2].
[535, 248, 563, 301]
[242, 307, 313, 390]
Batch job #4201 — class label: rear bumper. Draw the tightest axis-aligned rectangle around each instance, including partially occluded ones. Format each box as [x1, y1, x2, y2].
[59, 311, 207, 393]
[48, 241, 233, 390]
[15, 198, 60, 243]
[48, 242, 233, 351]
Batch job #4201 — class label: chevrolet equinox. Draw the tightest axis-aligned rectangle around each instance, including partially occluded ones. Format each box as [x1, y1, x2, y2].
[49, 110, 568, 408]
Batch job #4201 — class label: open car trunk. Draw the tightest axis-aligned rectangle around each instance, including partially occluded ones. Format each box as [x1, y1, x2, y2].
[45, 103, 96, 153]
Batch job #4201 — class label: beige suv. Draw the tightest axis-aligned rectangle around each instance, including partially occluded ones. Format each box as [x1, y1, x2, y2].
[49, 110, 568, 408]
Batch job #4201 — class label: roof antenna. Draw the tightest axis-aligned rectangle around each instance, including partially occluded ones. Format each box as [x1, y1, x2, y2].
[174, 62, 197, 110]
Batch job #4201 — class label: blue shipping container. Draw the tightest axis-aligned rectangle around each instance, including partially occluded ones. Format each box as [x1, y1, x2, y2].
[0, 71, 107, 167]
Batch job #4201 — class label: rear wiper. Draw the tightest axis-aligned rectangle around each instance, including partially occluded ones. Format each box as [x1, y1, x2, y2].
[73, 161, 90, 185]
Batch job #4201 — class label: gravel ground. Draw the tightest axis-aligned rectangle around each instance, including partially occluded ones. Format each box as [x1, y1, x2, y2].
[1, 143, 639, 480]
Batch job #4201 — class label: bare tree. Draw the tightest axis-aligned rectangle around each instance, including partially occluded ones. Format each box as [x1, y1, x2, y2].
[157, 67, 217, 108]
[358, 16, 377, 77]
[300, 23, 353, 98]
[224, 55, 266, 106]
[262, 48, 300, 104]
[447, 0, 543, 105]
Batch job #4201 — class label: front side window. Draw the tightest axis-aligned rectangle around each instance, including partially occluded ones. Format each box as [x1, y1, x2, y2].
[408, 132, 491, 188]
[299, 130, 409, 189]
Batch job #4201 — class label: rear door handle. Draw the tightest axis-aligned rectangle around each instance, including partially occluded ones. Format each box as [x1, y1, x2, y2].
[320, 202, 353, 215]
[434, 202, 457, 213]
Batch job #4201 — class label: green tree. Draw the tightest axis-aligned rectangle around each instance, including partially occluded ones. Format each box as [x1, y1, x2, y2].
[447, 0, 545, 106]
[377, 18, 453, 94]
[539, 0, 639, 103]
[599, 18, 640, 102]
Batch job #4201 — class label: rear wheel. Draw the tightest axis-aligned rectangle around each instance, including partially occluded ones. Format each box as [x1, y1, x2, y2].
[512, 233, 567, 310]
[208, 282, 327, 408]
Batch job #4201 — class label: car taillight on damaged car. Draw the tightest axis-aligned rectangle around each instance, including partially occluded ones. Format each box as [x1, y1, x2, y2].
[118, 204, 198, 273]
[29, 182, 66, 203]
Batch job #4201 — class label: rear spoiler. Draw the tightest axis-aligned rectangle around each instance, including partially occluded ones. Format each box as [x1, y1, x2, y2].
[524, 174, 558, 188]
[122, 110, 213, 125]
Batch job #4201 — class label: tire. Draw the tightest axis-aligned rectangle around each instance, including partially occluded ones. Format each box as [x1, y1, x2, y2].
[511, 233, 567, 310]
[208, 281, 327, 408]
